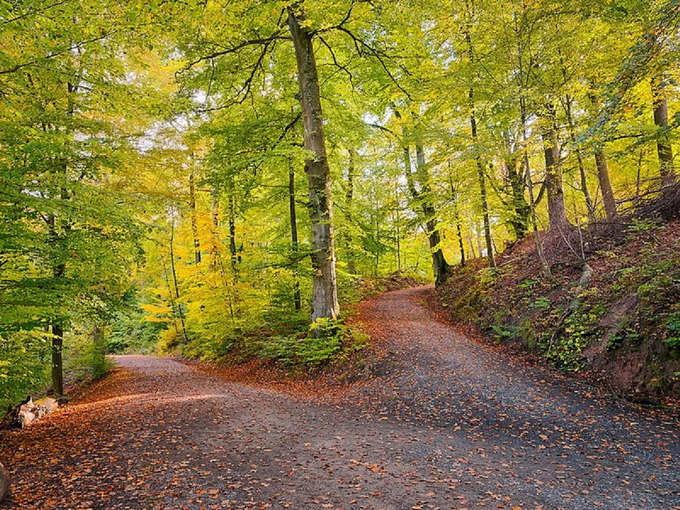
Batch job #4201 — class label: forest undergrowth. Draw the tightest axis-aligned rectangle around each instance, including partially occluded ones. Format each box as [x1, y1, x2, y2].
[153, 273, 423, 381]
[433, 191, 680, 404]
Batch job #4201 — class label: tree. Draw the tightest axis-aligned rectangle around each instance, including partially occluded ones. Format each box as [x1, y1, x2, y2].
[463, 0, 495, 268]
[651, 75, 676, 188]
[287, 4, 340, 320]
[0, 0, 153, 397]
[541, 103, 570, 233]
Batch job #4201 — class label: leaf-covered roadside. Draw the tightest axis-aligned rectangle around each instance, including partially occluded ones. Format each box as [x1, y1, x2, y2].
[3, 289, 679, 509]
[433, 219, 680, 402]
[155, 273, 423, 373]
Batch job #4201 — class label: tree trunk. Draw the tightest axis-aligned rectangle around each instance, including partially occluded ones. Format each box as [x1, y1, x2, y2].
[523, 110, 550, 276]
[475, 223, 483, 257]
[0, 462, 8, 503]
[345, 149, 356, 275]
[506, 155, 530, 240]
[564, 95, 596, 222]
[210, 187, 220, 269]
[288, 165, 301, 312]
[398, 111, 450, 284]
[594, 149, 617, 220]
[542, 105, 569, 233]
[161, 260, 181, 337]
[373, 209, 379, 276]
[456, 222, 466, 266]
[51, 322, 64, 398]
[464, 18, 495, 268]
[651, 75, 676, 189]
[415, 144, 451, 286]
[47, 80, 77, 399]
[588, 92, 617, 220]
[189, 171, 201, 264]
[515, 9, 550, 277]
[228, 193, 238, 281]
[169, 220, 189, 343]
[46, 212, 65, 398]
[448, 176, 466, 266]
[395, 216, 401, 271]
[287, 6, 339, 321]
[467, 231, 477, 259]
[393, 185, 402, 272]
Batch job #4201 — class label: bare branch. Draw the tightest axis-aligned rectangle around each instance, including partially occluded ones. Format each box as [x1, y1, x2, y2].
[366, 123, 396, 137]
[335, 26, 412, 100]
[0, 33, 111, 76]
[318, 35, 355, 88]
[180, 32, 289, 72]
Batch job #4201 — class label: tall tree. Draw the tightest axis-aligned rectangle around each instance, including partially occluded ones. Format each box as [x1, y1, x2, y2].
[541, 104, 570, 233]
[651, 75, 676, 189]
[464, 0, 495, 268]
[287, 4, 339, 320]
[189, 170, 202, 264]
[288, 164, 302, 312]
[588, 91, 618, 220]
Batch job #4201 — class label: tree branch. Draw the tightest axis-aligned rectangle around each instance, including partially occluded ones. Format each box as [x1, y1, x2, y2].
[180, 32, 289, 72]
[334, 26, 412, 100]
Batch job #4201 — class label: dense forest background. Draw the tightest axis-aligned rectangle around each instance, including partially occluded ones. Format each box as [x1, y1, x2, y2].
[1, 0, 678, 411]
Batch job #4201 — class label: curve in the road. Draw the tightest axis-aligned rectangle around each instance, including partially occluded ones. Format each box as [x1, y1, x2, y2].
[1, 287, 678, 509]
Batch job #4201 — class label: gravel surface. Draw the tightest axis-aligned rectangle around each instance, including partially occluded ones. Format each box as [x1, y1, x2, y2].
[1, 287, 678, 509]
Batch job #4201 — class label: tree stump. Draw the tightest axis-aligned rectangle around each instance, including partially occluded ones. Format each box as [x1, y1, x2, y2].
[0, 462, 8, 503]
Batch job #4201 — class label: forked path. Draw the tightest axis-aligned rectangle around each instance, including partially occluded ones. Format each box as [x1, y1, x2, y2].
[1, 287, 679, 509]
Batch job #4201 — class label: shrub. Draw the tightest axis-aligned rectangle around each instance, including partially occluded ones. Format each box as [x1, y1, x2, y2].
[547, 308, 599, 371]
[666, 313, 680, 351]
[255, 318, 368, 368]
[63, 329, 114, 384]
[0, 331, 50, 414]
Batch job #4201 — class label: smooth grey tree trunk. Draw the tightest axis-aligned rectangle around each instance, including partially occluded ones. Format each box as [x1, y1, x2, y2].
[189, 171, 201, 264]
[464, 9, 495, 268]
[288, 165, 301, 312]
[288, 6, 339, 321]
[588, 93, 617, 220]
[541, 106, 569, 233]
[651, 76, 676, 190]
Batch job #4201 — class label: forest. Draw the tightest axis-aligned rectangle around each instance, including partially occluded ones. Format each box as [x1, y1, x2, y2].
[1, 0, 679, 508]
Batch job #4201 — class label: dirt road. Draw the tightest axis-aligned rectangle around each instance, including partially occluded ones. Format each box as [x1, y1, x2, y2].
[1, 287, 678, 509]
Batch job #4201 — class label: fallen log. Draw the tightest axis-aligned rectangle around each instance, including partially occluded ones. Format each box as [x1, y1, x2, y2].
[5, 396, 59, 429]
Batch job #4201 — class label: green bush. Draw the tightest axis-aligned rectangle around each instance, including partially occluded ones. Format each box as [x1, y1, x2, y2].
[0, 327, 113, 417]
[0, 331, 50, 413]
[108, 307, 165, 354]
[529, 297, 551, 311]
[490, 324, 516, 342]
[255, 318, 368, 368]
[666, 313, 680, 351]
[63, 329, 114, 384]
[547, 308, 599, 371]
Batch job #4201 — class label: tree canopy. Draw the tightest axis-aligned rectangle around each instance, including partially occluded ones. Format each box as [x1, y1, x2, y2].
[0, 0, 677, 405]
